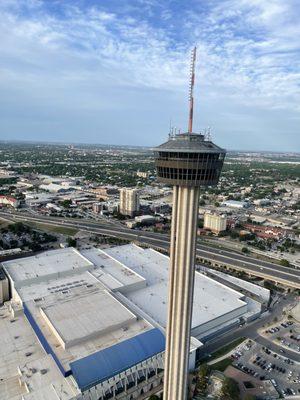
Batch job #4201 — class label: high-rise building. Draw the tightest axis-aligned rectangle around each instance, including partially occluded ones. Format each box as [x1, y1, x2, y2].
[154, 47, 226, 400]
[204, 213, 227, 234]
[119, 188, 140, 217]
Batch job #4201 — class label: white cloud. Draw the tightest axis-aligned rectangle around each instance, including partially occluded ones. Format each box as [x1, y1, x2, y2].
[0, 0, 299, 150]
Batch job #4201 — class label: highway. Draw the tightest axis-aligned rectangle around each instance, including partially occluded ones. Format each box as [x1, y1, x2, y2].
[1, 210, 300, 288]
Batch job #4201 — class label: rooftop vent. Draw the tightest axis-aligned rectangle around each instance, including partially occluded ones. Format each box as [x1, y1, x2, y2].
[40, 369, 48, 375]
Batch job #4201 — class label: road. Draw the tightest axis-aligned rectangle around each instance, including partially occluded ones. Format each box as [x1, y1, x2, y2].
[1, 210, 300, 288]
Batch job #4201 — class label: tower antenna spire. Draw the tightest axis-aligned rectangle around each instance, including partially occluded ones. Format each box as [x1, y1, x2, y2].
[188, 46, 197, 133]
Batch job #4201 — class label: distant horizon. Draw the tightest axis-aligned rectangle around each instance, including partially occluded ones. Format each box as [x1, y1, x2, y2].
[0, 138, 299, 155]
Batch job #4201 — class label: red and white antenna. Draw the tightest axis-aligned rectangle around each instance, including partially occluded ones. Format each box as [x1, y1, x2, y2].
[188, 46, 197, 133]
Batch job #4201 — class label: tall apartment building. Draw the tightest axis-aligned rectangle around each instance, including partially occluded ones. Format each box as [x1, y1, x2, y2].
[119, 188, 140, 217]
[204, 213, 227, 234]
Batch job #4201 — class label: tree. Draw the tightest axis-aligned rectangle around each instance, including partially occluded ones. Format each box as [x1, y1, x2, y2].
[242, 247, 249, 254]
[221, 377, 240, 400]
[67, 237, 77, 247]
[197, 363, 211, 394]
[198, 220, 204, 228]
[280, 259, 290, 267]
[230, 231, 239, 239]
[8, 222, 30, 234]
[60, 199, 72, 208]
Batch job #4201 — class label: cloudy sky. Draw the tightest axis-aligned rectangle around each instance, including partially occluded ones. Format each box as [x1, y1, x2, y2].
[0, 0, 299, 151]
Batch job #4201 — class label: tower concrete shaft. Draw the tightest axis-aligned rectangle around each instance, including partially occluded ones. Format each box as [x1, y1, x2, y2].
[163, 185, 200, 400]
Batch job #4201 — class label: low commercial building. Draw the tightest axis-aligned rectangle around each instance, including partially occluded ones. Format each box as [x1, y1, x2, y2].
[0, 195, 20, 208]
[1, 245, 262, 400]
[221, 200, 249, 209]
[135, 215, 156, 225]
[91, 186, 119, 200]
[100, 245, 254, 343]
[46, 202, 62, 212]
[253, 198, 272, 206]
[136, 171, 149, 179]
[40, 183, 77, 193]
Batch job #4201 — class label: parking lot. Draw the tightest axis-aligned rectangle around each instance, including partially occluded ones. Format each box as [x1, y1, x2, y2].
[263, 320, 300, 354]
[232, 340, 300, 397]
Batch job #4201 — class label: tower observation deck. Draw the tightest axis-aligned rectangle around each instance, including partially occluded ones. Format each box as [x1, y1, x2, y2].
[154, 48, 226, 400]
[154, 132, 225, 186]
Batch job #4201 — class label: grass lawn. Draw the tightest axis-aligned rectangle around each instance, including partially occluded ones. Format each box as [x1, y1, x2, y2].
[210, 358, 232, 372]
[209, 337, 246, 361]
[198, 337, 246, 367]
[24, 221, 78, 236]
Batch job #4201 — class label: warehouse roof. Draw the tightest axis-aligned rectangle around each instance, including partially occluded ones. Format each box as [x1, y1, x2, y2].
[0, 305, 77, 400]
[70, 328, 165, 391]
[17, 270, 100, 302]
[40, 289, 137, 348]
[3, 248, 92, 284]
[24, 283, 151, 371]
[104, 245, 247, 330]
[81, 248, 146, 290]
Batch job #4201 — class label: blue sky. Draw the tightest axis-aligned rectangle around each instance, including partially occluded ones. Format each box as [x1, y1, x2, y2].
[0, 0, 299, 151]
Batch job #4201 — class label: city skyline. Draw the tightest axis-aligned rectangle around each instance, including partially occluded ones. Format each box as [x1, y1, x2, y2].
[0, 0, 300, 152]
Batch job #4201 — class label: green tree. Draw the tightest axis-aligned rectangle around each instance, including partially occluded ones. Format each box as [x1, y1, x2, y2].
[197, 363, 211, 394]
[67, 237, 77, 247]
[221, 377, 240, 400]
[60, 199, 72, 208]
[198, 219, 204, 228]
[241, 247, 249, 254]
[280, 259, 290, 267]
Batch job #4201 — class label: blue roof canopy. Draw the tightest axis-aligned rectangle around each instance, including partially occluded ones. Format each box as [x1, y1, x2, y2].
[70, 328, 165, 391]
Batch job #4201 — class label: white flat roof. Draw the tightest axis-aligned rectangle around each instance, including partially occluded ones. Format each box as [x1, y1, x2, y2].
[17, 270, 100, 303]
[0, 305, 77, 400]
[81, 248, 145, 289]
[3, 248, 92, 283]
[25, 284, 151, 370]
[104, 244, 247, 329]
[3, 243, 249, 380]
[19, 355, 77, 400]
[41, 288, 137, 347]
